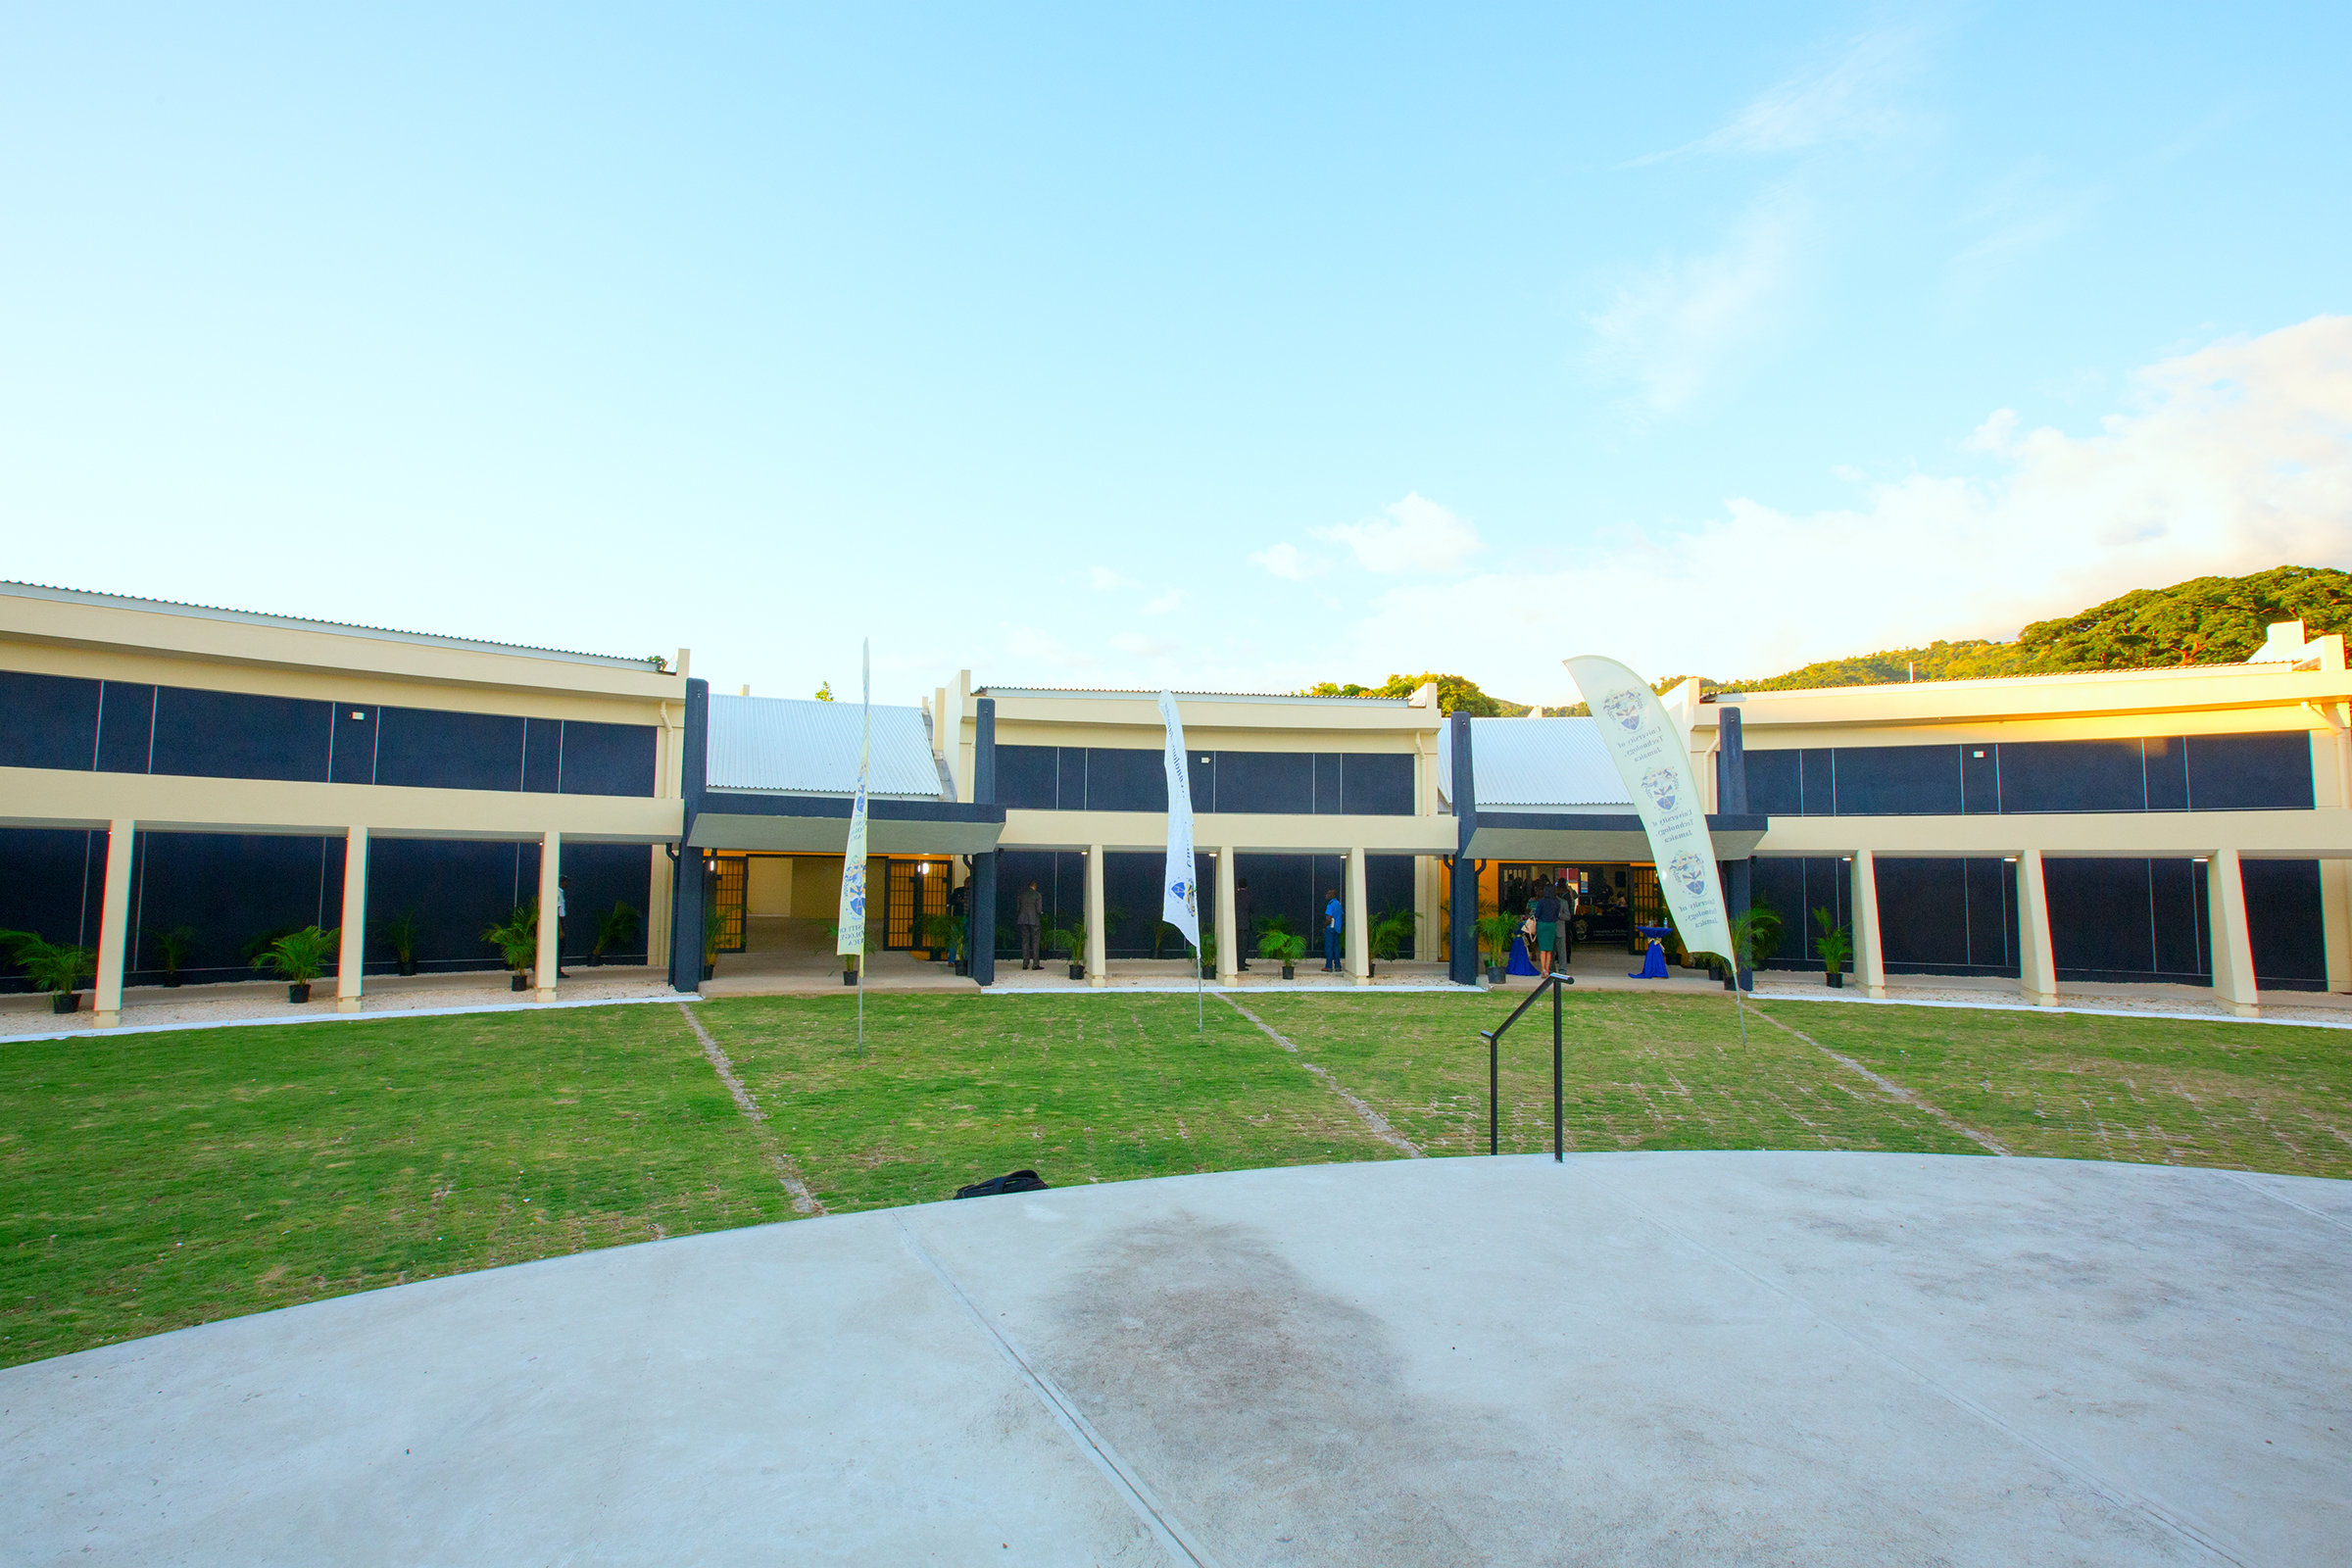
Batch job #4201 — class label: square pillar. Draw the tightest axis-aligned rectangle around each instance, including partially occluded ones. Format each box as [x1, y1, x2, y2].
[91, 818, 136, 1028]
[2017, 850, 2058, 1006]
[647, 845, 674, 972]
[1849, 850, 1886, 1000]
[536, 831, 563, 1003]
[336, 827, 369, 1013]
[1347, 847, 1371, 984]
[1214, 847, 1239, 983]
[2208, 849, 2260, 1018]
[1084, 845, 1106, 986]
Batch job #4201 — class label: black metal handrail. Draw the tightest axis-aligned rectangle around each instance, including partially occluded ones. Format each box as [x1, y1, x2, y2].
[1478, 973, 1575, 1160]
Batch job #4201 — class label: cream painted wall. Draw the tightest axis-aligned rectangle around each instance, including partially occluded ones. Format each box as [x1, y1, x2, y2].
[791, 857, 845, 918]
[746, 855, 795, 917]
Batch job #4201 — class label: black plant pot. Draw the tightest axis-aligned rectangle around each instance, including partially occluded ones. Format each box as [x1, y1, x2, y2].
[1487, 965, 1503, 984]
[52, 992, 79, 1014]
[287, 983, 311, 1004]
[588, 952, 604, 967]
[953, 959, 969, 976]
[396, 958, 418, 977]
[702, 961, 715, 980]
[163, 973, 182, 989]
[843, 968, 858, 986]
[1281, 962, 1296, 980]
[1827, 971, 1843, 989]
[511, 973, 529, 992]
[1068, 963, 1085, 981]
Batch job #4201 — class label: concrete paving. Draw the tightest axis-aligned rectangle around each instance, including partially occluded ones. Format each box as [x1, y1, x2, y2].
[4, 1152, 2345, 1566]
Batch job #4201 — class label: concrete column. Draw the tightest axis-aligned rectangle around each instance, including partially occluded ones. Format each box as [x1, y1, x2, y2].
[91, 818, 136, 1028]
[1347, 847, 1371, 983]
[535, 831, 563, 1003]
[969, 852, 997, 986]
[1084, 845, 1106, 987]
[2017, 850, 2058, 1006]
[336, 827, 369, 1013]
[1214, 847, 1239, 983]
[2208, 849, 2260, 1018]
[1849, 850, 1886, 1000]
[647, 845, 673, 972]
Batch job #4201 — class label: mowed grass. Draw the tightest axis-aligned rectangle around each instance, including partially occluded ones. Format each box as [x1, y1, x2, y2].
[0, 1004, 788, 1368]
[7, 989, 2350, 1367]
[1777, 1002, 2352, 1176]
[697, 993, 1403, 1213]
[1239, 991, 1985, 1157]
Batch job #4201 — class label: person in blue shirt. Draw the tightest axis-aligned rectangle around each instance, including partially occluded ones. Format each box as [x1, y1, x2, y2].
[1323, 888, 1344, 972]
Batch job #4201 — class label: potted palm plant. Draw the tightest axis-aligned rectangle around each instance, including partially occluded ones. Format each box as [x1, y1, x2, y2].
[151, 925, 197, 988]
[2, 930, 97, 1013]
[1256, 928, 1305, 980]
[255, 925, 338, 1003]
[377, 910, 421, 976]
[1060, 921, 1087, 981]
[1726, 904, 1784, 992]
[1370, 908, 1419, 978]
[591, 901, 641, 966]
[1813, 907, 1852, 988]
[1475, 912, 1516, 984]
[483, 906, 538, 991]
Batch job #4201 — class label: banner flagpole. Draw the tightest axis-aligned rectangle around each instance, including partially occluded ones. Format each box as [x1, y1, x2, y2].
[1562, 655, 1742, 1046]
[838, 640, 872, 1055]
[1155, 691, 1203, 1033]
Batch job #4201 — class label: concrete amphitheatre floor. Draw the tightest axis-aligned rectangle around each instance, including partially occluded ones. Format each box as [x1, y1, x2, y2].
[4, 1152, 2344, 1566]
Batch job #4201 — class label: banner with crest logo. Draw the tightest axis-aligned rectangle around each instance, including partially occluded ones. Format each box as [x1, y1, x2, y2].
[1156, 690, 1200, 947]
[836, 642, 870, 957]
[1562, 655, 1733, 964]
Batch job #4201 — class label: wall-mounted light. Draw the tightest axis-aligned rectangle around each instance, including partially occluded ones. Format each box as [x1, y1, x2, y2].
[2192, 857, 2208, 865]
[2004, 856, 2019, 863]
[1972, 750, 1985, 759]
[350, 710, 368, 720]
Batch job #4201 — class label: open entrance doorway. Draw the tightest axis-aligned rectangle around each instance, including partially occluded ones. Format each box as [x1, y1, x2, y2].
[1489, 861, 1660, 955]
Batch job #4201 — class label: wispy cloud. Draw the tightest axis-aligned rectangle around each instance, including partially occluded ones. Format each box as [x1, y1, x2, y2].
[1311, 493, 1484, 575]
[1087, 565, 1134, 592]
[1249, 542, 1328, 581]
[1628, 24, 1929, 166]
[1587, 184, 1809, 414]
[1350, 317, 2352, 696]
[1142, 588, 1183, 615]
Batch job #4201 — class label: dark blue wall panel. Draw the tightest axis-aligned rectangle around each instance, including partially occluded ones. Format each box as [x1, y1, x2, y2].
[522, 717, 563, 794]
[1055, 750, 1087, 812]
[1745, 752, 1800, 816]
[558, 720, 657, 797]
[126, 832, 341, 984]
[2242, 858, 2326, 984]
[1367, 854, 1416, 955]
[1998, 741, 2145, 813]
[1964, 858, 2018, 970]
[1218, 752, 1314, 814]
[2045, 858, 2160, 975]
[0, 826, 103, 990]
[1342, 754, 1414, 816]
[1833, 747, 1963, 815]
[0, 670, 99, 770]
[95, 682, 155, 773]
[374, 707, 523, 791]
[995, 746, 1059, 809]
[2150, 858, 2207, 977]
[329, 704, 379, 785]
[553, 842, 653, 962]
[1082, 748, 1164, 812]
[2188, 734, 2313, 811]
[1312, 757, 1344, 815]
[366, 838, 536, 973]
[2143, 738, 2188, 811]
[1961, 746, 1999, 814]
[151, 688, 333, 782]
[1874, 858, 1970, 966]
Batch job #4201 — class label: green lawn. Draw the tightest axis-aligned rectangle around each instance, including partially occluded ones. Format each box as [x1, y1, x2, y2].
[5, 990, 2347, 1368]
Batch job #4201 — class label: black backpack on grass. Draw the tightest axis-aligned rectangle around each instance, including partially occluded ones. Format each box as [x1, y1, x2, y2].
[955, 1169, 1049, 1200]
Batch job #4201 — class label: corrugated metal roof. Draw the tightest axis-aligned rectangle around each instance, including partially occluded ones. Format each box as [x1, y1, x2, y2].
[1, 580, 667, 668]
[1439, 716, 1633, 810]
[979, 686, 1411, 707]
[706, 695, 948, 799]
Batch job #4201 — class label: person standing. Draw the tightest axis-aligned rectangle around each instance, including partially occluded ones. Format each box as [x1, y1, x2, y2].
[555, 873, 570, 979]
[1015, 879, 1044, 970]
[1557, 875, 1578, 966]
[947, 878, 969, 964]
[1235, 877, 1254, 971]
[1323, 886, 1343, 972]
[1531, 882, 1561, 978]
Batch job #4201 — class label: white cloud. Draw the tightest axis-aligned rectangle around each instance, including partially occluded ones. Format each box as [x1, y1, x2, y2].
[1087, 565, 1133, 593]
[1249, 542, 1328, 581]
[1587, 184, 1808, 414]
[1110, 631, 1179, 659]
[1311, 493, 1484, 575]
[1631, 24, 1927, 166]
[1143, 588, 1183, 615]
[1347, 317, 2352, 697]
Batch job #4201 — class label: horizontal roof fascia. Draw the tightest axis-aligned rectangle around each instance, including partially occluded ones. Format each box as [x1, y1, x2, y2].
[1700, 665, 2352, 734]
[1755, 807, 2352, 859]
[689, 791, 1004, 855]
[1466, 813, 1768, 861]
[2, 586, 686, 703]
[978, 690, 1441, 737]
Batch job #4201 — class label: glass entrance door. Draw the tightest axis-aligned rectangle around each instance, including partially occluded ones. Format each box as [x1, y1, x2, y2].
[884, 858, 950, 951]
[709, 856, 748, 953]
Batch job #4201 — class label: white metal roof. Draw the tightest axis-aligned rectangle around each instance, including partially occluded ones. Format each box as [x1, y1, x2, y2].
[706, 694, 948, 799]
[1438, 716, 1633, 811]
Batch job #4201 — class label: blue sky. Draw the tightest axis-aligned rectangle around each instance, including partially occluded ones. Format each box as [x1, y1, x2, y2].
[4, 4, 2348, 705]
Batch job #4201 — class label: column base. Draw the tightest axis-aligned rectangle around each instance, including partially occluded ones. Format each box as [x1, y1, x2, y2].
[535, 987, 558, 1004]
[2224, 1000, 2261, 1018]
[1864, 983, 1887, 1000]
[1088, 974, 1106, 989]
[2023, 988, 2059, 1006]
[93, 1008, 120, 1029]
[337, 996, 364, 1014]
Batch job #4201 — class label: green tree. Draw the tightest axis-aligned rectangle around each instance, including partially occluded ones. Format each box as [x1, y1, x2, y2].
[1299, 672, 1524, 715]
